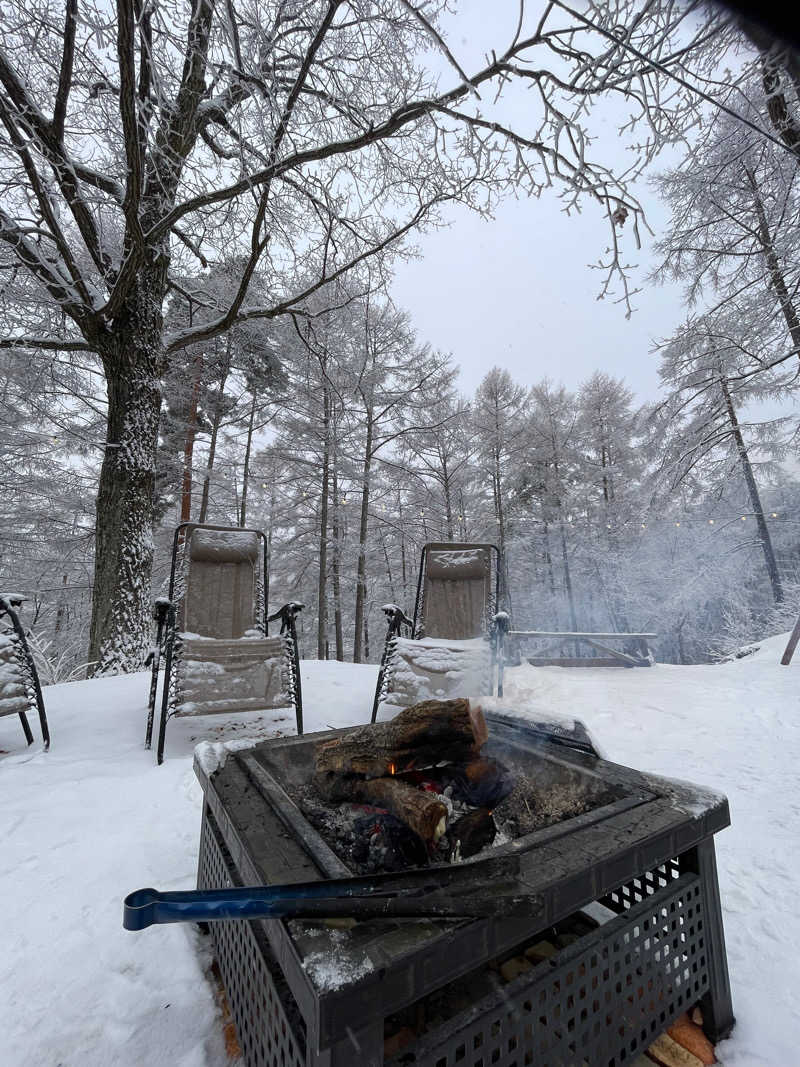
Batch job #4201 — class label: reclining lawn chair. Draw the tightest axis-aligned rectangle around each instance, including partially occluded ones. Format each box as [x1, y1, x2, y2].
[145, 523, 303, 765]
[371, 542, 503, 722]
[0, 593, 50, 750]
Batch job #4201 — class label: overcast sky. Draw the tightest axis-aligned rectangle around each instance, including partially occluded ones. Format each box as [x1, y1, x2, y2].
[388, 0, 692, 404]
[391, 189, 679, 401]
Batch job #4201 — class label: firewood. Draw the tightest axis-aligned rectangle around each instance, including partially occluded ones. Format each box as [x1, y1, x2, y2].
[449, 808, 496, 858]
[646, 1033, 705, 1067]
[447, 757, 514, 807]
[667, 1014, 715, 1065]
[384, 1028, 415, 1059]
[315, 698, 487, 779]
[500, 956, 533, 982]
[355, 777, 448, 843]
[523, 940, 558, 963]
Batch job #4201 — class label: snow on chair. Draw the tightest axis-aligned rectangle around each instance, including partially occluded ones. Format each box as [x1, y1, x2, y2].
[370, 543, 503, 722]
[0, 593, 50, 750]
[145, 523, 303, 765]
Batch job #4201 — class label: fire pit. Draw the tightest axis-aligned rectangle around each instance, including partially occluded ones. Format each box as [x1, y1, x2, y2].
[194, 709, 734, 1066]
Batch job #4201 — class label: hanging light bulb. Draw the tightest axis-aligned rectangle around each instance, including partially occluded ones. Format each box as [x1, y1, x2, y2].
[675, 522, 680, 527]
[741, 515, 746, 521]
[708, 519, 714, 525]
[641, 523, 646, 529]
[261, 483, 267, 489]
[771, 512, 778, 518]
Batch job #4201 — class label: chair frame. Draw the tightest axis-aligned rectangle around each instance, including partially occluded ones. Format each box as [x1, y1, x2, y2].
[145, 523, 303, 764]
[0, 593, 50, 750]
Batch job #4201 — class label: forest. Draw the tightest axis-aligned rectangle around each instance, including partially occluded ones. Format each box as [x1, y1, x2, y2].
[1, 1, 799, 678]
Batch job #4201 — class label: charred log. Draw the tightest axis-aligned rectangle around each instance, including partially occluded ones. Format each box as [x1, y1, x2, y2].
[448, 809, 496, 859]
[316, 773, 448, 843]
[315, 698, 487, 779]
[446, 758, 515, 809]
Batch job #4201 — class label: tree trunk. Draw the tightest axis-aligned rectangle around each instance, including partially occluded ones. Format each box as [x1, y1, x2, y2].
[239, 391, 257, 527]
[317, 385, 331, 659]
[747, 167, 800, 361]
[89, 268, 166, 673]
[399, 498, 408, 601]
[442, 455, 454, 539]
[180, 352, 204, 522]
[559, 519, 578, 632]
[198, 336, 232, 524]
[331, 464, 344, 661]
[265, 478, 275, 624]
[353, 412, 373, 663]
[492, 444, 507, 590]
[543, 520, 556, 596]
[382, 536, 396, 602]
[54, 573, 68, 635]
[719, 375, 784, 603]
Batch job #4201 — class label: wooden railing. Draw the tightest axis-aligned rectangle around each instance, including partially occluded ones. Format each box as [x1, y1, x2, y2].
[508, 630, 657, 668]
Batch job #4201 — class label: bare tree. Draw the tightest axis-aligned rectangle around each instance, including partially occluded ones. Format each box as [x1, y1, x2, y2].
[653, 313, 790, 604]
[0, 0, 732, 670]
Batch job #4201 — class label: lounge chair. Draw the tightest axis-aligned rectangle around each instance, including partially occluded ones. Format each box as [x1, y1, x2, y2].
[145, 523, 303, 764]
[371, 542, 503, 722]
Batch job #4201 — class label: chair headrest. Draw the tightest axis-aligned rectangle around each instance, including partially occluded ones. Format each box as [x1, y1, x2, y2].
[426, 547, 490, 580]
[189, 528, 260, 563]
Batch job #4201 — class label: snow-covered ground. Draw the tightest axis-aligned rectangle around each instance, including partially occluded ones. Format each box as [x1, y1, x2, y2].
[1, 639, 798, 1065]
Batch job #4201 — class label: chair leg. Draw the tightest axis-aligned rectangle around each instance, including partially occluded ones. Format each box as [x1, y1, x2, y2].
[288, 624, 303, 736]
[18, 710, 33, 746]
[156, 626, 176, 766]
[145, 643, 161, 749]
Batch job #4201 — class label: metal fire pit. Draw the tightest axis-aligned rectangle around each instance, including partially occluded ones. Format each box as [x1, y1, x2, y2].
[194, 711, 734, 1067]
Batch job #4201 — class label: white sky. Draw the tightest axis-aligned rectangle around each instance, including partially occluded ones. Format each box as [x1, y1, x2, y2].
[391, 190, 679, 400]
[388, 1, 697, 403]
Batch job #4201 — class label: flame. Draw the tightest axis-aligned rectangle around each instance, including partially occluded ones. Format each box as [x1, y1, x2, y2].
[388, 762, 396, 776]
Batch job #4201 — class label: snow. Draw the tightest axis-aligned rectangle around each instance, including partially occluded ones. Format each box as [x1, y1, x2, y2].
[1, 639, 799, 1064]
[382, 635, 490, 709]
[427, 548, 487, 568]
[296, 928, 376, 991]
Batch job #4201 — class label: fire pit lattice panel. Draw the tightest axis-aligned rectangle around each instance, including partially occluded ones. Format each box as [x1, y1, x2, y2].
[198, 809, 307, 1067]
[391, 872, 709, 1067]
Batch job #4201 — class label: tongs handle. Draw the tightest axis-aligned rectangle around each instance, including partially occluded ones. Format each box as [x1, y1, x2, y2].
[124, 868, 541, 930]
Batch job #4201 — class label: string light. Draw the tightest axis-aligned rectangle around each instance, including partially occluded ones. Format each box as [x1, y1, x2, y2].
[741, 516, 746, 521]
[709, 519, 714, 524]
[675, 522, 680, 527]
[772, 512, 778, 518]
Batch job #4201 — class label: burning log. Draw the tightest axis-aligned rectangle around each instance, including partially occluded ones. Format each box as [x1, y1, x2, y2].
[447, 758, 514, 808]
[357, 778, 448, 843]
[315, 698, 487, 779]
[313, 699, 495, 861]
[448, 809, 496, 859]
